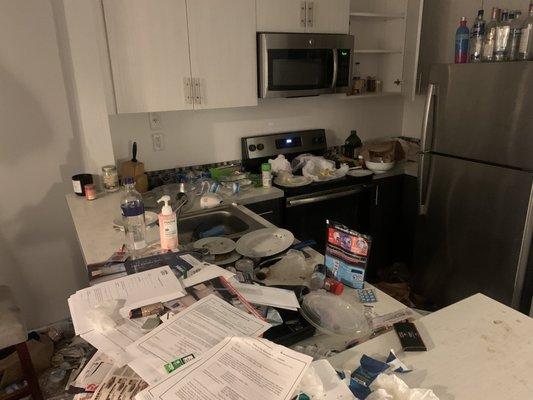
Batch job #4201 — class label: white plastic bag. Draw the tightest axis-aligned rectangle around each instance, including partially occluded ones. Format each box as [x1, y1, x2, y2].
[301, 156, 349, 182]
[269, 249, 310, 281]
[268, 154, 292, 174]
[368, 374, 440, 400]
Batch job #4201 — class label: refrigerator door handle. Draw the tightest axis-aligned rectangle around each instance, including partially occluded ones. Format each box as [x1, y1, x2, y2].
[421, 83, 437, 152]
[418, 153, 428, 215]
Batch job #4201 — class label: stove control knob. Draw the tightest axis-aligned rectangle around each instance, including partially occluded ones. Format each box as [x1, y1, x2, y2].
[257, 143, 265, 151]
[248, 144, 256, 152]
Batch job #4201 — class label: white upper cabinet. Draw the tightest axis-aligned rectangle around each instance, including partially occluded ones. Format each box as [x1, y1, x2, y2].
[256, 0, 307, 33]
[257, 0, 349, 34]
[103, 0, 257, 113]
[306, 0, 350, 34]
[187, 0, 257, 110]
[103, 0, 193, 114]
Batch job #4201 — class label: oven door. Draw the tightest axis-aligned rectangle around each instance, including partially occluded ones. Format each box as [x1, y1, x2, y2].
[283, 185, 373, 252]
[258, 33, 353, 98]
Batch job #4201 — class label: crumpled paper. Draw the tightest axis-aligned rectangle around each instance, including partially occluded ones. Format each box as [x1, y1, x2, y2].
[367, 374, 439, 400]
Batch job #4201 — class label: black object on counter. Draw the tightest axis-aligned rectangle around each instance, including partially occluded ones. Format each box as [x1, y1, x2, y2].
[263, 308, 316, 346]
[393, 321, 427, 351]
[72, 174, 93, 196]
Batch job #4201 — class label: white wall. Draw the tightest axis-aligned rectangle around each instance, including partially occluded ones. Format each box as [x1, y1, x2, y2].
[0, 0, 87, 329]
[109, 96, 404, 171]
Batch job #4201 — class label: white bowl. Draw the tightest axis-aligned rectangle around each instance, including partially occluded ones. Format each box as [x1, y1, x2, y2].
[365, 160, 395, 174]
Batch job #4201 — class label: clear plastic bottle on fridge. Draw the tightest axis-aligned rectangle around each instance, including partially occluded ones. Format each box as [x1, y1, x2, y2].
[482, 7, 501, 61]
[469, 9, 486, 62]
[121, 177, 147, 258]
[455, 17, 470, 63]
[494, 10, 511, 61]
[519, 2, 533, 60]
[508, 10, 523, 61]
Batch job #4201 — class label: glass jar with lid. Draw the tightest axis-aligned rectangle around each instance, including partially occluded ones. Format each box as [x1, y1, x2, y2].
[102, 165, 119, 192]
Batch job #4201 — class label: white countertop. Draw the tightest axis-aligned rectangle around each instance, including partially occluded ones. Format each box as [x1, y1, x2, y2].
[66, 186, 284, 265]
[328, 293, 533, 399]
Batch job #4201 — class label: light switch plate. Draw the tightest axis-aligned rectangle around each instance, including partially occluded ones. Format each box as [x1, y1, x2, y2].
[152, 133, 164, 151]
[149, 113, 162, 130]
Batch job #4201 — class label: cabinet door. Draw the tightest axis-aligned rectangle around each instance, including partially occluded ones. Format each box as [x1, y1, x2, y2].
[103, 0, 193, 113]
[306, 0, 350, 34]
[187, 0, 257, 110]
[256, 0, 306, 33]
[402, 0, 424, 100]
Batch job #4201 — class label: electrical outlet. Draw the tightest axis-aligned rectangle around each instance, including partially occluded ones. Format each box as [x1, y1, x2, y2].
[152, 133, 164, 151]
[149, 113, 162, 130]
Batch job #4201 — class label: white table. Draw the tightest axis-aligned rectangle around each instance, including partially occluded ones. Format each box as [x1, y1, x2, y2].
[328, 293, 533, 399]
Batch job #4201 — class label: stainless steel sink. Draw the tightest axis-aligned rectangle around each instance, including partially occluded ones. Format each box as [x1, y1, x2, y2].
[177, 204, 265, 244]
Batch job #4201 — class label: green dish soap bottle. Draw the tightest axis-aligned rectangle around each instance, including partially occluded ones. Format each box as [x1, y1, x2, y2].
[343, 130, 362, 159]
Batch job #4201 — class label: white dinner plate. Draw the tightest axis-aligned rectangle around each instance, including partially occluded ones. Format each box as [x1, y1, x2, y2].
[236, 228, 294, 258]
[274, 175, 313, 188]
[347, 169, 374, 178]
[212, 251, 242, 266]
[193, 237, 236, 255]
[113, 211, 158, 231]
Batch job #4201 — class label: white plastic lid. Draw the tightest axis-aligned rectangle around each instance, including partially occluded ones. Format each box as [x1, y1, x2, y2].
[157, 195, 173, 215]
[300, 290, 370, 337]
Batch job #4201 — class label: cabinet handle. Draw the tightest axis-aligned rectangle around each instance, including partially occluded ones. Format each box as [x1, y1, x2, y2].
[184, 77, 192, 104]
[307, 1, 314, 27]
[300, 1, 306, 27]
[195, 78, 202, 105]
[192, 78, 201, 105]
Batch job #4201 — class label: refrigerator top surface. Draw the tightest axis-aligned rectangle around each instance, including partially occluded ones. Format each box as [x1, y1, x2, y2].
[427, 62, 533, 171]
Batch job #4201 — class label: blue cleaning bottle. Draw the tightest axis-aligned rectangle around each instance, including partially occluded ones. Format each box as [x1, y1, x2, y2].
[455, 17, 470, 63]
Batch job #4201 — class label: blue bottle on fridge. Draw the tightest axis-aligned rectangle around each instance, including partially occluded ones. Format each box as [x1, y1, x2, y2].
[455, 16, 470, 63]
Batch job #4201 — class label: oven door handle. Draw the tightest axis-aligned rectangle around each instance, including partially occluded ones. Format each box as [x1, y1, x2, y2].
[286, 187, 366, 208]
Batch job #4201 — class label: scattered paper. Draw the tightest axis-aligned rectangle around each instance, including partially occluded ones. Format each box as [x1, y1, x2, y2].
[297, 359, 356, 399]
[182, 263, 235, 288]
[231, 282, 300, 310]
[126, 295, 271, 384]
[136, 336, 312, 400]
[71, 351, 114, 392]
[69, 266, 185, 336]
[90, 364, 147, 400]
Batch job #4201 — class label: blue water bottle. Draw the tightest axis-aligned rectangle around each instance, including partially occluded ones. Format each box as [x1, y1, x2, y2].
[455, 17, 470, 63]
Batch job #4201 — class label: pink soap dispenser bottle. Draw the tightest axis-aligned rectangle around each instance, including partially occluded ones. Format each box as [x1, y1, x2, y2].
[157, 195, 178, 251]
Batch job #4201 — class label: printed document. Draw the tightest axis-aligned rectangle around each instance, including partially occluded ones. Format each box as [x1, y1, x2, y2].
[127, 295, 271, 384]
[136, 336, 312, 400]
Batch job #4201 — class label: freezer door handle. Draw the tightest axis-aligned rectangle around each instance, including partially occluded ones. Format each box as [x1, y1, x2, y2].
[421, 83, 437, 152]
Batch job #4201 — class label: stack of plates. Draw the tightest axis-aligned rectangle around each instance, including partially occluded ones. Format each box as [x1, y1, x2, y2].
[192, 237, 241, 266]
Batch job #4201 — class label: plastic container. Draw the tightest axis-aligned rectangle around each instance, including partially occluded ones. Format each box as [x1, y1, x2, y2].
[262, 163, 272, 188]
[300, 290, 370, 337]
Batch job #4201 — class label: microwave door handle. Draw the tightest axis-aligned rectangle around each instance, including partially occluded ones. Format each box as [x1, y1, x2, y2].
[331, 49, 338, 88]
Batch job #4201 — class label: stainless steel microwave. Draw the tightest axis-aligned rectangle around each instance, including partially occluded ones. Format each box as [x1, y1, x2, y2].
[258, 33, 354, 98]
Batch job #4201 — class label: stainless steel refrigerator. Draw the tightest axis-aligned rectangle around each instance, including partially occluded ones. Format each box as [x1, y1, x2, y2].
[413, 62, 533, 315]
